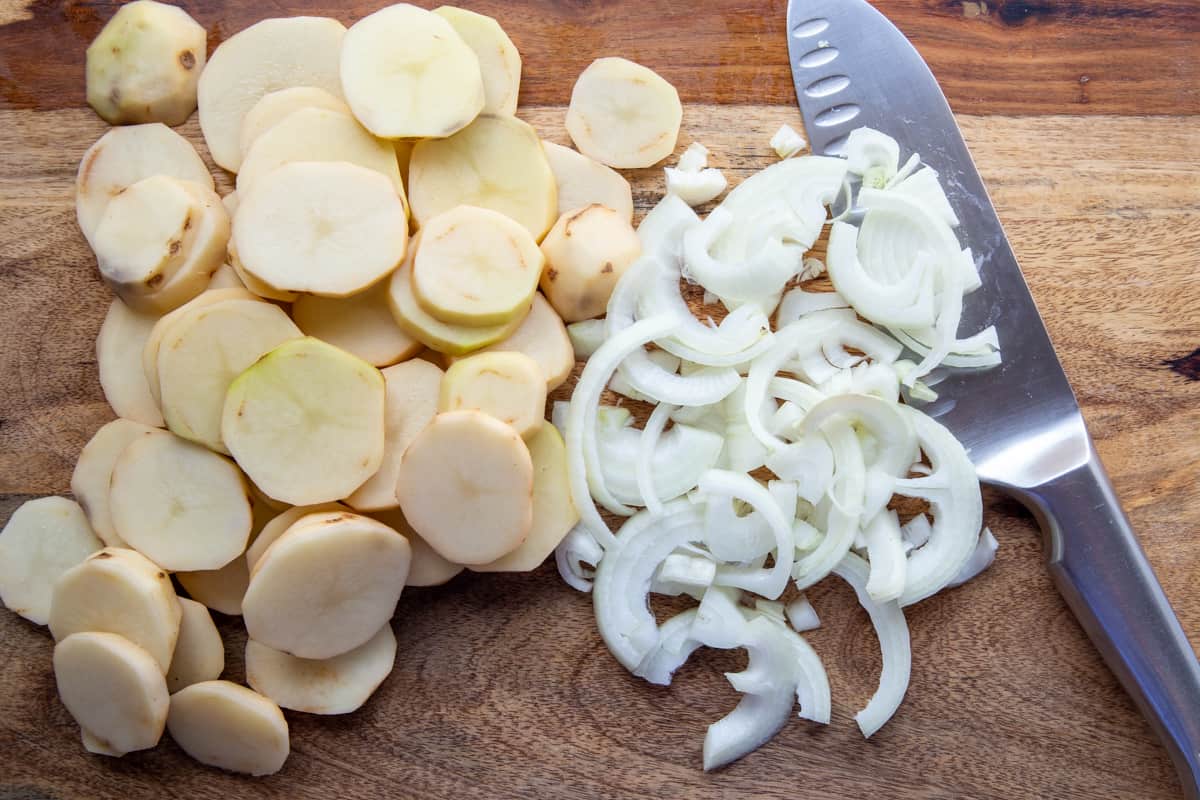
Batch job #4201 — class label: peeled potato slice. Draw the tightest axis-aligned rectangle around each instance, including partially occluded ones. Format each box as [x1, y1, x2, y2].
[440, 352, 546, 439]
[542, 141, 634, 223]
[49, 548, 181, 672]
[0, 497, 102, 625]
[157, 298, 302, 453]
[565, 57, 683, 168]
[197, 16, 346, 172]
[447, 293, 574, 391]
[243, 511, 411, 659]
[54, 632, 169, 757]
[412, 205, 543, 327]
[177, 558, 249, 616]
[167, 681, 289, 776]
[292, 281, 420, 368]
[340, 4, 483, 139]
[346, 360, 442, 512]
[246, 504, 347, 573]
[76, 123, 213, 246]
[246, 622, 396, 715]
[207, 262, 245, 291]
[233, 161, 408, 297]
[71, 419, 160, 547]
[223, 337, 386, 506]
[474, 422, 579, 572]
[239, 86, 349, 157]
[166, 598, 224, 692]
[433, 6, 520, 116]
[109, 432, 252, 572]
[396, 410, 533, 565]
[540, 204, 643, 322]
[368, 509, 462, 586]
[409, 114, 557, 241]
[97, 299, 164, 427]
[226, 249, 298, 302]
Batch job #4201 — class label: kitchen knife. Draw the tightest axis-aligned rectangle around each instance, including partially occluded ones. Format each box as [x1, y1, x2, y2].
[785, 1, 1200, 795]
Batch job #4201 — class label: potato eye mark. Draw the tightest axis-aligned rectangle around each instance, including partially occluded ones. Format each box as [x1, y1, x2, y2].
[601, 262, 613, 274]
[179, 50, 196, 70]
[546, 268, 558, 281]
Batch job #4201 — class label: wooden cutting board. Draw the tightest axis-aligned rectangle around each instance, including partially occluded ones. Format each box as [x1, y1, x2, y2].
[0, 1, 1197, 798]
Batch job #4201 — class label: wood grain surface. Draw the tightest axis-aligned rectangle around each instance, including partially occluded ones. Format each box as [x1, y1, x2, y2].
[1, 1, 1198, 799]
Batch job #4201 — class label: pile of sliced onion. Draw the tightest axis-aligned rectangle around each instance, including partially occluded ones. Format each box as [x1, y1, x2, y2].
[555, 126, 1000, 771]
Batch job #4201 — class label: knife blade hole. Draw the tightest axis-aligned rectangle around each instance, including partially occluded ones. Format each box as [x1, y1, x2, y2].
[796, 45, 839, 69]
[790, 17, 830, 38]
[804, 74, 851, 98]
[813, 103, 861, 127]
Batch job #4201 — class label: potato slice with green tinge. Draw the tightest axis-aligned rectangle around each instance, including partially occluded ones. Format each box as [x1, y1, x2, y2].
[246, 503, 347, 574]
[242, 511, 411, 659]
[54, 632, 169, 757]
[49, 548, 181, 673]
[396, 410, 533, 565]
[292, 281, 421, 369]
[70, 419, 160, 547]
[368, 509, 462, 587]
[97, 299, 164, 427]
[566, 57, 682, 169]
[223, 337, 386, 506]
[167, 598, 224, 692]
[445, 293, 574, 391]
[0, 497, 102, 625]
[239, 86, 350, 157]
[433, 6, 520, 116]
[440, 351, 546, 439]
[542, 141, 634, 223]
[167, 681, 289, 776]
[540, 204, 643, 322]
[473, 422, 579, 572]
[246, 622, 396, 715]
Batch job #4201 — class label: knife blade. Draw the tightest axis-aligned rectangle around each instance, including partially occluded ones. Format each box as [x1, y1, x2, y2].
[785, 1, 1200, 794]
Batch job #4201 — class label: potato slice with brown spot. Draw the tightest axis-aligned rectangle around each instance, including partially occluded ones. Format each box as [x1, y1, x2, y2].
[446, 293, 574, 391]
[439, 351, 546, 439]
[539, 204, 643, 322]
[0, 497, 102, 625]
[71, 419, 160, 547]
[167, 681, 289, 776]
[246, 503, 347, 574]
[166, 598, 224, 692]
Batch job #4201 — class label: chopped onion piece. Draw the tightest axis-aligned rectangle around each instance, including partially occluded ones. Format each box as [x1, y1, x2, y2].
[567, 319, 606, 359]
[770, 124, 807, 160]
[677, 142, 709, 173]
[667, 167, 728, 207]
[555, 524, 605, 593]
[785, 595, 821, 632]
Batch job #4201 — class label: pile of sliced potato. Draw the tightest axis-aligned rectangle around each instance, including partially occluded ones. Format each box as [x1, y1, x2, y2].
[2, 0, 688, 777]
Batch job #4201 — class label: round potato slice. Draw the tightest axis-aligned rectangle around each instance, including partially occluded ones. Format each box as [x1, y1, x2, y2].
[239, 86, 350, 156]
[109, 432, 252, 572]
[157, 298, 302, 453]
[565, 57, 683, 168]
[233, 161, 408, 297]
[473, 423, 579, 572]
[223, 337, 386, 506]
[409, 114, 557, 241]
[340, 4, 483, 139]
[0, 497, 102, 625]
[292, 281, 420, 368]
[54, 632, 169, 757]
[166, 598, 224, 692]
[539, 204, 643, 322]
[447, 293, 574, 391]
[542, 141, 634, 223]
[412, 205, 543, 327]
[433, 6, 520, 116]
[246, 622, 396, 715]
[197, 15, 346, 172]
[369, 508, 463, 587]
[346, 360, 442, 512]
[76, 123, 213, 246]
[226, 249, 299, 302]
[167, 681, 289, 776]
[242, 511, 411, 659]
[176, 557, 249, 616]
[396, 410, 533, 565]
[71, 419, 160, 547]
[97, 299, 164, 427]
[49, 548, 181, 672]
[246, 503, 347, 574]
[439, 352, 546, 439]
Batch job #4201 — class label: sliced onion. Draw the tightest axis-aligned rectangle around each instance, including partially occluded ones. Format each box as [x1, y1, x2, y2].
[701, 470, 794, 599]
[792, 419, 863, 590]
[597, 419, 723, 507]
[637, 402, 676, 515]
[555, 524, 605, 593]
[634, 609, 702, 685]
[843, 127, 900, 182]
[785, 595, 821, 632]
[947, 527, 998, 588]
[861, 510, 906, 602]
[776, 287, 850, 326]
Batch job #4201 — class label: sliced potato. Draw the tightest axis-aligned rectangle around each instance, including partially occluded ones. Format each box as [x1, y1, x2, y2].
[223, 337, 386, 506]
[86, 0, 206, 126]
[346, 360, 442, 512]
[246, 504, 347, 574]
[292, 281, 420, 368]
[76, 123, 213, 246]
[542, 141, 634, 223]
[242, 511, 411, 659]
[447, 293, 574, 391]
[239, 86, 350, 156]
[49, 548, 181, 673]
[566, 57, 683, 169]
[157, 298, 302, 453]
[474, 422, 578, 572]
[167, 681, 289, 776]
[207, 262, 245, 291]
[71, 418, 160, 547]
[539, 204, 643, 322]
[197, 16, 346, 172]
[166, 598, 224, 692]
[340, 4, 483, 139]
[439, 351, 546, 439]
[226, 249, 298, 302]
[368, 509, 463, 586]
[433, 6, 520, 116]
[176, 558, 249, 617]
[54, 632, 169, 756]
[96, 299, 164, 427]
[109, 432, 252, 572]
[220, 191, 239, 219]
[409, 114, 557, 241]
[233, 161, 408, 297]
[396, 410, 533, 565]
[245, 622, 396, 715]
[0, 497, 102, 625]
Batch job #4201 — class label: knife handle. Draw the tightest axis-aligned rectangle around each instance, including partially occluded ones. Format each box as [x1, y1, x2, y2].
[1019, 444, 1200, 799]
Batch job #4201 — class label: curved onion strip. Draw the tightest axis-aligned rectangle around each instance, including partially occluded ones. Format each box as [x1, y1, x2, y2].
[826, 220, 937, 329]
[792, 420, 864, 590]
[844, 127, 900, 180]
[555, 524, 605, 593]
[948, 527, 999, 588]
[638, 192, 700, 262]
[702, 470, 794, 599]
[634, 609, 701, 685]
[802, 393, 915, 477]
[682, 207, 798, 310]
[833, 552, 911, 738]
[786, 595, 821, 632]
[861, 510, 906, 602]
[598, 421, 724, 507]
[892, 166, 958, 227]
[776, 288, 850, 327]
[637, 402, 676, 516]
